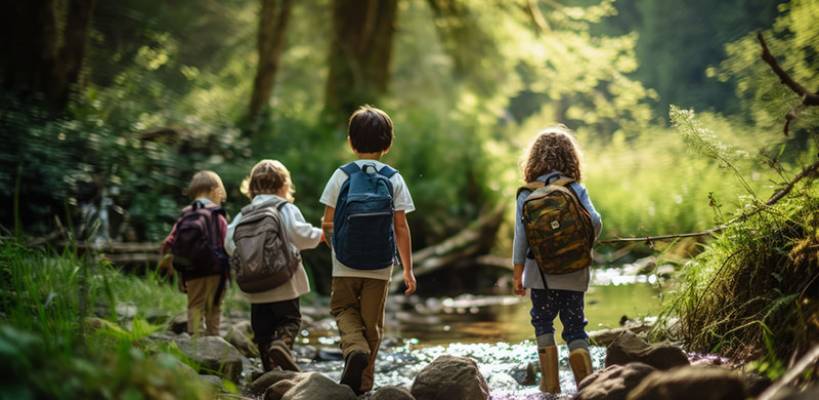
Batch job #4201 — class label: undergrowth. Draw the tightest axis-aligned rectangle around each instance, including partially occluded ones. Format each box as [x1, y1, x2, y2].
[670, 191, 818, 379]
[0, 241, 214, 399]
[657, 107, 819, 380]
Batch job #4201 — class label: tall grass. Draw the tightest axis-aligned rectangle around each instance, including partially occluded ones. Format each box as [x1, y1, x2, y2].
[665, 192, 818, 378]
[652, 108, 819, 379]
[0, 241, 213, 399]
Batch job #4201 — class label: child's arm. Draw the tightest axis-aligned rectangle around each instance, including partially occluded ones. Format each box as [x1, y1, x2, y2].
[158, 222, 178, 272]
[224, 212, 241, 256]
[512, 192, 528, 296]
[282, 204, 322, 250]
[321, 206, 335, 248]
[394, 210, 416, 295]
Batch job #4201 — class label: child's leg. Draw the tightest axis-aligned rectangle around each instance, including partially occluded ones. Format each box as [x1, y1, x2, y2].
[530, 288, 559, 345]
[531, 288, 561, 393]
[253, 298, 301, 372]
[186, 277, 207, 335]
[555, 289, 592, 385]
[271, 298, 301, 348]
[329, 277, 370, 357]
[357, 278, 390, 393]
[330, 277, 370, 394]
[555, 289, 589, 348]
[202, 275, 224, 336]
[250, 302, 276, 371]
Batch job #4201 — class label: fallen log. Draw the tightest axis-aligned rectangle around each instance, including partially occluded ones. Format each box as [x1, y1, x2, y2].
[390, 203, 505, 291]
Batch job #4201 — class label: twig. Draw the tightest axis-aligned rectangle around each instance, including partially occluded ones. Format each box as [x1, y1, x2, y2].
[757, 32, 819, 135]
[758, 344, 819, 400]
[525, 0, 550, 34]
[764, 158, 819, 206]
[597, 229, 721, 245]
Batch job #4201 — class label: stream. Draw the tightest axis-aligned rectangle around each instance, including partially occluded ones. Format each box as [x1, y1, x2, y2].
[289, 264, 667, 397]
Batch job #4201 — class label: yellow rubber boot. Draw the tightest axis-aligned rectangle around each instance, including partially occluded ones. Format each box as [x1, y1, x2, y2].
[538, 345, 561, 394]
[569, 347, 593, 385]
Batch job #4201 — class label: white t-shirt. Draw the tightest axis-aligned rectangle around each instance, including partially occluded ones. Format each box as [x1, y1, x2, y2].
[319, 160, 415, 280]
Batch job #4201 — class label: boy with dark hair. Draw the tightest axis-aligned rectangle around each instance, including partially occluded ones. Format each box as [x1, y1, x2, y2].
[320, 105, 416, 394]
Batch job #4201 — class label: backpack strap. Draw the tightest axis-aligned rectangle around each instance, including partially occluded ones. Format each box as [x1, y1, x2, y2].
[339, 162, 361, 176]
[551, 177, 576, 188]
[378, 165, 398, 179]
[241, 197, 285, 215]
[517, 181, 545, 198]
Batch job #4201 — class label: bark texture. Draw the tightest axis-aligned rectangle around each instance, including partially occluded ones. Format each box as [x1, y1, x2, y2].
[1, 0, 96, 113]
[248, 0, 293, 122]
[324, 0, 399, 120]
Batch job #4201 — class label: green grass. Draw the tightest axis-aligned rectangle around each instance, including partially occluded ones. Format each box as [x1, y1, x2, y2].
[656, 176, 818, 380]
[0, 241, 214, 399]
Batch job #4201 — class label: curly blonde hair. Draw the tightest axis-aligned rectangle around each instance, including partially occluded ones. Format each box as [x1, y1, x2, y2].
[241, 159, 295, 202]
[523, 125, 584, 183]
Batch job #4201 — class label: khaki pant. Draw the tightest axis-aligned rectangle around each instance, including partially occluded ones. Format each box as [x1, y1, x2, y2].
[330, 277, 390, 392]
[186, 275, 225, 336]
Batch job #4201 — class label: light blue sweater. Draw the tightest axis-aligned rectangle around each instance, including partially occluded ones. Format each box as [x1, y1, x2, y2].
[512, 171, 602, 292]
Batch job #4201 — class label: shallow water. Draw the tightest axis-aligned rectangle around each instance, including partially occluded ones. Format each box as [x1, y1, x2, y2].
[296, 280, 664, 396]
[307, 341, 606, 398]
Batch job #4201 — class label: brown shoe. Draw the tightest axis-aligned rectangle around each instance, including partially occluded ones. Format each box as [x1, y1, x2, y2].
[538, 345, 561, 394]
[569, 348, 593, 385]
[268, 340, 301, 372]
[340, 350, 369, 395]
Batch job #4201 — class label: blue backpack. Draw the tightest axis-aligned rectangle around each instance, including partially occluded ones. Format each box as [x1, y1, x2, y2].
[333, 162, 398, 269]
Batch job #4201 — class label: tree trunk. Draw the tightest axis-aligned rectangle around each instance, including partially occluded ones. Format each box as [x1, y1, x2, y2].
[248, 0, 293, 123]
[0, 0, 96, 113]
[324, 0, 399, 120]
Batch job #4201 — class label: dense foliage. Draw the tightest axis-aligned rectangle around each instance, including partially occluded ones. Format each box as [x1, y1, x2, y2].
[0, 242, 215, 399]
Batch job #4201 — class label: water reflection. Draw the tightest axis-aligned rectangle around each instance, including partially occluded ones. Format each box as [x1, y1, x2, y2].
[298, 281, 663, 396]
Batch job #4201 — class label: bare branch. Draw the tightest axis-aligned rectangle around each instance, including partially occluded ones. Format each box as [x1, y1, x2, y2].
[757, 32, 819, 106]
[525, 0, 550, 34]
[757, 32, 819, 135]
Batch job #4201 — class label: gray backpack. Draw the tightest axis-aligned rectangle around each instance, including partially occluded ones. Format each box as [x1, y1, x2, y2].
[230, 198, 301, 293]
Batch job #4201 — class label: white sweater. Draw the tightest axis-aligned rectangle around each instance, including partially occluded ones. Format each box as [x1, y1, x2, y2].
[225, 194, 322, 304]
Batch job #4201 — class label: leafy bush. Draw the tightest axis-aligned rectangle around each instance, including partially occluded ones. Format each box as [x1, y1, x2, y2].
[0, 242, 214, 399]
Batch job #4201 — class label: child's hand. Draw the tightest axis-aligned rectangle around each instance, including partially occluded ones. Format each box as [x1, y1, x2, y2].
[403, 270, 417, 296]
[177, 278, 187, 294]
[513, 264, 526, 296]
[158, 254, 173, 271]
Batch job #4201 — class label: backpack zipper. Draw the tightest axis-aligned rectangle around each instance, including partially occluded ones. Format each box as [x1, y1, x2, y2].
[347, 211, 392, 221]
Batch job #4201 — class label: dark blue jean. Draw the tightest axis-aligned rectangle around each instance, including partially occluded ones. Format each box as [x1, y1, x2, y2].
[530, 288, 588, 343]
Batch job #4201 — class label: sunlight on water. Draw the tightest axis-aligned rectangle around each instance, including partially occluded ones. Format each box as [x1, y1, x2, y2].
[307, 340, 606, 397]
[387, 283, 663, 345]
[300, 282, 662, 396]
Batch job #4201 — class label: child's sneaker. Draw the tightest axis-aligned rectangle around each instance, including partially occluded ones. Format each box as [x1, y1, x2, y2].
[268, 340, 300, 372]
[340, 350, 369, 394]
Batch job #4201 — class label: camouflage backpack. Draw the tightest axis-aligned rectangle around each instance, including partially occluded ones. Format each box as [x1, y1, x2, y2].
[518, 177, 594, 275]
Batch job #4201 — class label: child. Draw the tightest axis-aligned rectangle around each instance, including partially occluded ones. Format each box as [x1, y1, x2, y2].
[161, 171, 229, 337]
[512, 125, 602, 394]
[224, 160, 322, 372]
[320, 105, 416, 394]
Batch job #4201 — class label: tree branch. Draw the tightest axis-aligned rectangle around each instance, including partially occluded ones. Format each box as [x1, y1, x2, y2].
[525, 0, 550, 34]
[757, 32, 819, 135]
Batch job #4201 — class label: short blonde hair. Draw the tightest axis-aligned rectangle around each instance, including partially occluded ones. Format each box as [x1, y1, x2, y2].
[523, 124, 584, 183]
[241, 159, 295, 202]
[186, 170, 226, 203]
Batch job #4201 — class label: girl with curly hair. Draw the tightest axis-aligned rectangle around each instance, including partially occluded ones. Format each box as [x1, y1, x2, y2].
[513, 125, 603, 394]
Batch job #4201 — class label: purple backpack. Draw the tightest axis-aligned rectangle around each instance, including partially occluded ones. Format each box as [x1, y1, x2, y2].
[171, 201, 228, 278]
